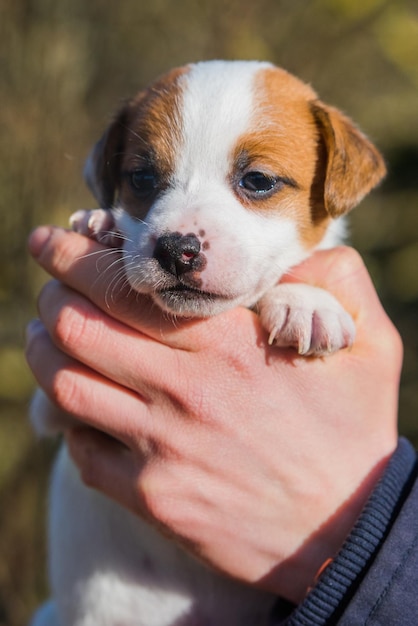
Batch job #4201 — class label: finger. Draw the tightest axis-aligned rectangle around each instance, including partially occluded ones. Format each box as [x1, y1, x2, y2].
[36, 279, 180, 396]
[65, 427, 145, 517]
[29, 226, 147, 325]
[28, 226, 201, 345]
[284, 247, 403, 358]
[30, 227, 397, 358]
[28, 226, 267, 351]
[25, 318, 150, 443]
[282, 247, 378, 320]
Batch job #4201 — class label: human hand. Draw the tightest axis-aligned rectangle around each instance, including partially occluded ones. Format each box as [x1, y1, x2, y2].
[25, 226, 401, 603]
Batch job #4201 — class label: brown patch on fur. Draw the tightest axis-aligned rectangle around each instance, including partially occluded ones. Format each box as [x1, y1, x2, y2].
[311, 102, 386, 217]
[233, 66, 385, 249]
[86, 66, 190, 215]
[120, 66, 188, 190]
[232, 66, 331, 249]
[88, 62, 386, 251]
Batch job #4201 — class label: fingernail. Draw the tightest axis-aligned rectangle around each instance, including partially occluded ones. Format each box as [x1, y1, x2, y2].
[28, 226, 54, 258]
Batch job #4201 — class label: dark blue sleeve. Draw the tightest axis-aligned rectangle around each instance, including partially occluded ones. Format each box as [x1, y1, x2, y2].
[270, 438, 418, 625]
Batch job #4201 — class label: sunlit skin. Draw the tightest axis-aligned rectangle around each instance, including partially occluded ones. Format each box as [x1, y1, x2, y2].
[26, 225, 401, 603]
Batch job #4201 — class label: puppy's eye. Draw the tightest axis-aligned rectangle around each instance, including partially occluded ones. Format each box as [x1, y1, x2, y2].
[239, 172, 280, 195]
[130, 168, 158, 196]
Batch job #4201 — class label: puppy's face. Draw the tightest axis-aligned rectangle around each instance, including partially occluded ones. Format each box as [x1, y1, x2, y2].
[86, 61, 385, 316]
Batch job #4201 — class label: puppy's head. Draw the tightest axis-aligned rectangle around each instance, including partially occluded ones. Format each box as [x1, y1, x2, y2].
[85, 61, 385, 316]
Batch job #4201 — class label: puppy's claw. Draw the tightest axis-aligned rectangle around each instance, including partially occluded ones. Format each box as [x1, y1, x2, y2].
[259, 284, 355, 357]
[69, 208, 121, 247]
[69, 209, 92, 235]
[268, 329, 278, 346]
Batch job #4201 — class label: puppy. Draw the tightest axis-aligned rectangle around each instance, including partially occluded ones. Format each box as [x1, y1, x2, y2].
[30, 60, 386, 626]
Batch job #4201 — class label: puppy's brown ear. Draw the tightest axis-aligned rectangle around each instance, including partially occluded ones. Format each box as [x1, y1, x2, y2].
[84, 104, 129, 208]
[311, 102, 386, 217]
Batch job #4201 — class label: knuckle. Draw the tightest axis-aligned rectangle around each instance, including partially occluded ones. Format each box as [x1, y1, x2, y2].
[331, 245, 365, 277]
[52, 306, 89, 352]
[50, 368, 80, 414]
[25, 320, 47, 363]
[74, 448, 100, 489]
[66, 429, 105, 490]
[377, 317, 404, 366]
[38, 281, 102, 356]
[392, 325, 404, 360]
[52, 304, 103, 359]
[79, 459, 100, 489]
[137, 472, 160, 519]
[137, 464, 173, 525]
[38, 230, 80, 274]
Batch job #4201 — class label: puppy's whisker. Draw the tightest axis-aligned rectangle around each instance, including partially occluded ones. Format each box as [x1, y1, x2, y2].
[76, 248, 121, 262]
[105, 256, 144, 301]
[100, 231, 133, 244]
[74, 248, 125, 278]
[132, 216, 150, 228]
[106, 255, 129, 273]
[104, 270, 130, 308]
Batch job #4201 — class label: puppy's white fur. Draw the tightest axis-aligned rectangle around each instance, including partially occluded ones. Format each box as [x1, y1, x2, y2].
[31, 60, 386, 626]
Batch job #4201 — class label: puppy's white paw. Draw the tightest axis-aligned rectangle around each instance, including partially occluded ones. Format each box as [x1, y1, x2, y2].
[258, 283, 355, 356]
[70, 209, 120, 246]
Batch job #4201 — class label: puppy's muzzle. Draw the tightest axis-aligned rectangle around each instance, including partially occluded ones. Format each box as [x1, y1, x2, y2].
[153, 231, 205, 277]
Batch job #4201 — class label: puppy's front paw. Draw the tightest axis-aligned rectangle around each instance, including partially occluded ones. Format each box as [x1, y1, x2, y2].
[70, 209, 121, 247]
[258, 284, 355, 356]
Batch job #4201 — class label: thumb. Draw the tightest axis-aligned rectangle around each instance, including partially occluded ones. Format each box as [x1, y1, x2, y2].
[283, 247, 402, 358]
[282, 246, 380, 323]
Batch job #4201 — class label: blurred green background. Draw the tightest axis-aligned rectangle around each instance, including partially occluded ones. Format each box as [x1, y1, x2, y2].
[1, 0, 417, 623]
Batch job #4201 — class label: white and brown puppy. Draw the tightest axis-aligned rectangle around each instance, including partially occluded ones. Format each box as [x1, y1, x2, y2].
[31, 61, 385, 626]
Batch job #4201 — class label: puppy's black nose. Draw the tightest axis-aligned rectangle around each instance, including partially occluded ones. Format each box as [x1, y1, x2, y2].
[153, 232, 201, 276]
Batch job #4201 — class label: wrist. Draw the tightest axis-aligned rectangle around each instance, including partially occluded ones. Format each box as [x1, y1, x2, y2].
[265, 445, 396, 604]
[270, 439, 417, 623]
